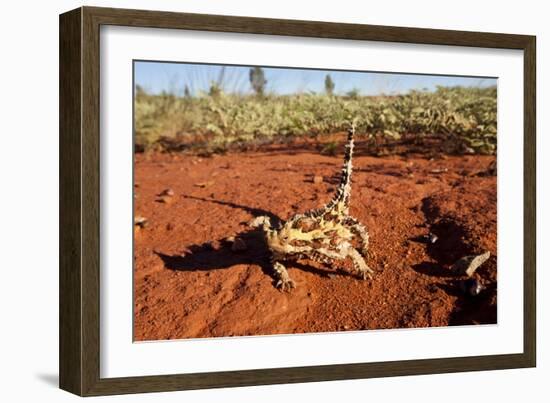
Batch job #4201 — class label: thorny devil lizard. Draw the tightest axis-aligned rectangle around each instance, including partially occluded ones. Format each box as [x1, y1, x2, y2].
[251, 125, 373, 291]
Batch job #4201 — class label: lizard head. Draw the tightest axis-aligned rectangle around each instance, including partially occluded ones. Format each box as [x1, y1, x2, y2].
[265, 226, 293, 255]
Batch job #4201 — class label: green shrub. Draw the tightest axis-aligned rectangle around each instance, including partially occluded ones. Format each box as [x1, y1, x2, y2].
[134, 85, 497, 155]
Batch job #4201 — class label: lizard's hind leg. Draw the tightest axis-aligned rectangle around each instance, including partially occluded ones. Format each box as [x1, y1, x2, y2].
[344, 216, 370, 257]
[271, 256, 296, 291]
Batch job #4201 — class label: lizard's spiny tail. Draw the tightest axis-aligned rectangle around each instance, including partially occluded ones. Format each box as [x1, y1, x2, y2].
[323, 124, 355, 215]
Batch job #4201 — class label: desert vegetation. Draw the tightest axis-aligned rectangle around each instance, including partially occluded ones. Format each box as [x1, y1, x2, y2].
[135, 77, 496, 155]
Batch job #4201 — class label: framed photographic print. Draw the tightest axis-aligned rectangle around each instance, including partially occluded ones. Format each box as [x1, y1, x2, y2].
[59, 6, 536, 396]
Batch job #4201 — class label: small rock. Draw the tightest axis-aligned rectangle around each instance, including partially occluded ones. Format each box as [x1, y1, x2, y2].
[428, 233, 438, 244]
[452, 251, 491, 277]
[313, 175, 323, 184]
[231, 238, 248, 252]
[166, 222, 175, 231]
[460, 278, 485, 296]
[158, 188, 174, 197]
[134, 216, 148, 228]
[429, 168, 448, 174]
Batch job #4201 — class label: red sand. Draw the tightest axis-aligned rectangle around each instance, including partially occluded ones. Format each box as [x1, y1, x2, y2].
[133, 142, 497, 341]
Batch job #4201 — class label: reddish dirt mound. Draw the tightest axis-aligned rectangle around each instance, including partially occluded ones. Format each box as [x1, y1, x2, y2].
[133, 144, 497, 341]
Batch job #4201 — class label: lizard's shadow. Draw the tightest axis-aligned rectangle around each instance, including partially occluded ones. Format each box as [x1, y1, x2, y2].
[156, 196, 354, 285]
[182, 194, 282, 227]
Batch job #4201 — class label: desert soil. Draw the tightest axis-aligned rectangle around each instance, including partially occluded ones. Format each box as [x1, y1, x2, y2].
[133, 137, 497, 341]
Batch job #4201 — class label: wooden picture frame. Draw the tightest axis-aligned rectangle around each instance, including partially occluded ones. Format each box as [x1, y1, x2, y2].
[59, 6, 536, 396]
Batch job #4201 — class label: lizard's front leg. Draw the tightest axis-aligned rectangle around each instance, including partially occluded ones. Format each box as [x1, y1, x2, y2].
[344, 216, 370, 257]
[271, 256, 295, 291]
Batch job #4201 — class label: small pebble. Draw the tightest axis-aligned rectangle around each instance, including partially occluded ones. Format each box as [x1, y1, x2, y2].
[158, 188, 174, 197]
[313, 175, 323, 184]
[460, 279, 484, 296]
[419, 233, 438, 244]
[134, 216, 148, 228]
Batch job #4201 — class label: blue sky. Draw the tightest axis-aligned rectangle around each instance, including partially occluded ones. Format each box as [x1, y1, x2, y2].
[134, 61, 496, 96]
